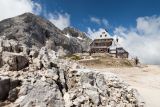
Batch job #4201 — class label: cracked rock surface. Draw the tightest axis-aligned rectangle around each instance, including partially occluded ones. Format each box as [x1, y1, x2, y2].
[0, 40, 145, 107]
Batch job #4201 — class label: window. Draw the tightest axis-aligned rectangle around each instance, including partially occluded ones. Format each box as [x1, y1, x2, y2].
[105, 35, 107, 37]
[100, 35, 102, 37]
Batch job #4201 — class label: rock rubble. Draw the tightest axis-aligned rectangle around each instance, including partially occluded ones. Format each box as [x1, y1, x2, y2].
[0, 38, 145, 107]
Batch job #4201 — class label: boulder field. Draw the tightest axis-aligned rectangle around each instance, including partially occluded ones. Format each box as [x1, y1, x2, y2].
[0, 39, 145, 107]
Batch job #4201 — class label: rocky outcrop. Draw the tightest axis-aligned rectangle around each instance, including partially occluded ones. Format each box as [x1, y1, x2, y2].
[2, 52, 29, 71]
[0, 13, 90, 54]
[0, 78, 10, 101]
[6, 64, 144, 107]
[64, 69, 144, 107]
[63, 27, 84, 38]
[0, 46, 145, 107]
[19, 80, 64, 107]
[63, 27, 91, 52]
[0, 77, 21, 101]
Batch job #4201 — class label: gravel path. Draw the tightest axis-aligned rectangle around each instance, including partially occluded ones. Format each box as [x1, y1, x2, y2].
[92, 65, 160, 107]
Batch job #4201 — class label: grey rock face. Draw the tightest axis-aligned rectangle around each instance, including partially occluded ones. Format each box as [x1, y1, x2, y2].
[8, 88, 19, 102]
[0, 13, 90, 54]
[2, 52, 29, 71]
[63, 27, 84, 38]
[0, 39, 22, 53]
[64, 69, 145, 107]
[19, 81, 64, 107]
[63, 27, 92, 52]
[37, 47, 57, 69]
[0, 78, 21, 101]
[0, 47, 145, 107]
[0, 55, 3, 67]
[0, 78, 10, 101]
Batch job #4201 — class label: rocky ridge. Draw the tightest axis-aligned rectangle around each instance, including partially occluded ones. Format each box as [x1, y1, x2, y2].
[0, 13, 90, 55]
[63, 27, 91, 52]
[0, 37, 145, 107]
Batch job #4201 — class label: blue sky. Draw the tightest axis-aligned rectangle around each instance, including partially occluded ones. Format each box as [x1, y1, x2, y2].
[33, 0, 160, 64]
[35, 0, 160, 33]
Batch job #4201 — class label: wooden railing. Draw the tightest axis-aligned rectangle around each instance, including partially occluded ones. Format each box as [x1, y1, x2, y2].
[90, 46, 108, 48]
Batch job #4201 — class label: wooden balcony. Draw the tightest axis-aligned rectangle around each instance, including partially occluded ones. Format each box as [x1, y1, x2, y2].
[90, 46, 108, 49]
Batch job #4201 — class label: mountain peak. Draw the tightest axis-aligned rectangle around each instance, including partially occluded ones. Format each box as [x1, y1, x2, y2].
[20, 12, 35, 17]
[0, 13, 90, 53]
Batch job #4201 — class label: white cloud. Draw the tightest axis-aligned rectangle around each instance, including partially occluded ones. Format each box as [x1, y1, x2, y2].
[0, 0, 41, 21]
[0, 0, 71, 30]
[47, 12, 70, 30]
[87, 28, 102, 39]
[102, 19, 109, 27]
[114, 16, 160, 64]
[90, 17, 101, 25]
[87, 28, 111, 39]
[136, 16, 160, 35]
[48, 13, 70, 30]
[90, 17, 109, 27]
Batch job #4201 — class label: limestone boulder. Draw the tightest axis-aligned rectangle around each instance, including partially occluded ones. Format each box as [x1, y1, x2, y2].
[0, 54, 3, 67]
[1, 39, 24, 53]
[38, 47, 57, 69]
[29, 49, 39, 58]
[8, 88, 19, 102]
[0, 78, 10, 101]
[64, 69, 145, 107]
[2, 52, 29, 71]
[19, 81, 64, 107]
[0, 77, 21, 101]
